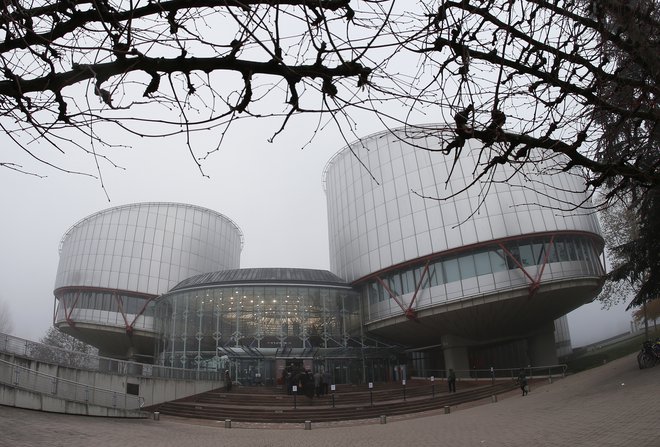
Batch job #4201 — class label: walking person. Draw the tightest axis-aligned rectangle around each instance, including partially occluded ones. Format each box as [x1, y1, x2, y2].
[517, 369, 528, 396]
[447, 368, 456, 393]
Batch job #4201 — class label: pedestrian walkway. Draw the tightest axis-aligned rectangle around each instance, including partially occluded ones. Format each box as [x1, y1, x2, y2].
[0, 352, 657, 447]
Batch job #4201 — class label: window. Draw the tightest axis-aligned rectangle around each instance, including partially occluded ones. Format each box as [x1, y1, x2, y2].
[474, 252, 492, 276]
[458, 255, 476, 279]
[402, 269, 416, 294]
[556, 240, 568, 261]
[531, 241, 545, 265]
[428, 262, 444, 286]
[519, 244, 533, 267]
[443, 258, 460, 283]
[506, 245, 521, 269]
[575, 239, 586, 260]
[547, 241, 558, 262]
[387, 273, 402, 296]
[567, 240, 578, 261]
[490, 250, 507, 272]
[413, 266, 428, 290]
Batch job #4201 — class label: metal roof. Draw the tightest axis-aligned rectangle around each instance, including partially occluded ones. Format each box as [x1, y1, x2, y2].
[170, 268, 351, 292]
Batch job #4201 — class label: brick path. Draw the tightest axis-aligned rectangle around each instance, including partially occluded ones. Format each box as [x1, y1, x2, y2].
[0, 352, 658, 447]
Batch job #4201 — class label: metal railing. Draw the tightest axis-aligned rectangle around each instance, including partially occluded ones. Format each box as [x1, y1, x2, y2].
[0, 332, 222, 381]
[417, 364, 568, 381]
[0, 358, 144, 410]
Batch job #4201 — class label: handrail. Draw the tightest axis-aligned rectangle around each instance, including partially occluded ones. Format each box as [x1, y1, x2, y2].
[0, 358, 144, 410]
[1, 331, 567, 386]
[0, 332, 221, 381]
[414, 364, 568, 381]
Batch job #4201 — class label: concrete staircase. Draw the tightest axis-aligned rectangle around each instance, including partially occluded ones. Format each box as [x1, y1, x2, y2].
[152, 380, 523, 423]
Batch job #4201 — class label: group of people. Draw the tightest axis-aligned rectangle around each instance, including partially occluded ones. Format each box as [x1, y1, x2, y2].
[283, 364, 332, 398]
[225, 364, 530, 397]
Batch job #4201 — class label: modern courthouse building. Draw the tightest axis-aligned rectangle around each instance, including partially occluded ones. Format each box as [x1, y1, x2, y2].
[53, 126, 605, 383]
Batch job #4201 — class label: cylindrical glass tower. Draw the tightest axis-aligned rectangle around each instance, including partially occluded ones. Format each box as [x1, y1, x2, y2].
[54, 202, 243, 359]
[323, 125, 604, 369]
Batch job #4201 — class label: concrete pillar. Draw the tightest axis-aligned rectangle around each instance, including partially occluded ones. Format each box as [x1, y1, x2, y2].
[441, 334, 470, 376]
[527, 323, 558, 366]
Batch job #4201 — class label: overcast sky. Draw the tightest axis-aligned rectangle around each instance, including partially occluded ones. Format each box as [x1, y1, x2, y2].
[0, 114, 633, 348]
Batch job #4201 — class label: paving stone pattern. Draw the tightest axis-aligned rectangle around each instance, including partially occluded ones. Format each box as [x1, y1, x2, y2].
[0, 352, 658, 447]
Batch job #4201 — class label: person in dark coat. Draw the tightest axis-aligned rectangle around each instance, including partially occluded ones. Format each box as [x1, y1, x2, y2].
[447, 368, 456, 393]
[313, 371, 322, 397]
[517, 369, 528, 396]
[323, 371, 331, 395]
[302, 370, 314, 399]
[225, 370, 232, 392]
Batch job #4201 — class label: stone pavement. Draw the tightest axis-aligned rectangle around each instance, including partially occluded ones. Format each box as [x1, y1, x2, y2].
[0, 352, 658, 447]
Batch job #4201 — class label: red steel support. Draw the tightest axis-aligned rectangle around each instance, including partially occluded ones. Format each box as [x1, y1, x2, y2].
[376, 276, 406, 312]
[54, 286, 156, 334]
[358, 231, 606, 320]
[129, 297, 157, 331]
[113, 291, 132, 334]
[530, 236, 556, 296]
[63, 290, 80, 328]
[498, 235, 556, 298]
[376, 261, 431, 321]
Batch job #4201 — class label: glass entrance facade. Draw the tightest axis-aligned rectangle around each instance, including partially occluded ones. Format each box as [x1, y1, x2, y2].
[152, 268, 382, 384]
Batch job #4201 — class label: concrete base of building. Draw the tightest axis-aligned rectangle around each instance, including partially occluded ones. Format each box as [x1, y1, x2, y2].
[0, 384, 148, 418]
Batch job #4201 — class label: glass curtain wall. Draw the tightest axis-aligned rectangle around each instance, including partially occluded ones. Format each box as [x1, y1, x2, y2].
[154, 285, 362, 371]
[362, 234, 604, 309]
[55, 290, 155, 330]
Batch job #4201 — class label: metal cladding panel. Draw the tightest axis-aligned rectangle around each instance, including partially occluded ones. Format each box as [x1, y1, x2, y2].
[55, 203, 243, 295]
[323, 126, 602, 283]
[170, 268, 350, 291]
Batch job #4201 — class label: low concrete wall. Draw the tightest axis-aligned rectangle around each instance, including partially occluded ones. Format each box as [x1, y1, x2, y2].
[38, 364, 220, 407]
[0, 384, 147, 418]
[2, 353, 220, 408]
[131, 375, 219, 407]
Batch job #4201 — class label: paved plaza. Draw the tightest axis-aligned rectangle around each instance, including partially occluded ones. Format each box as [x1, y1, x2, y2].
[0, 352, 658, 447]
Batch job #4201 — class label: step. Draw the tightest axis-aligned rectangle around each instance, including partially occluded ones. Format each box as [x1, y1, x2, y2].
[154, 380, 523, 423]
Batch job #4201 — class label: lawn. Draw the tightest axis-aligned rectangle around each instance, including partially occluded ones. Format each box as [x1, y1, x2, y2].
[565, 330, 659, 373]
